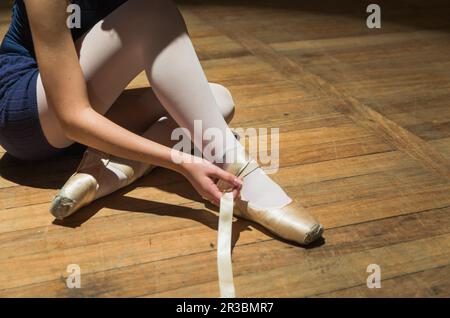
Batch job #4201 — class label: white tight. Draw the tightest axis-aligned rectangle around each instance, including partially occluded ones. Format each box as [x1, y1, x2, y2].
[37, 0, 291, 209]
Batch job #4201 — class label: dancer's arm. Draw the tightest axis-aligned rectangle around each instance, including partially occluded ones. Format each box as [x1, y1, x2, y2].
[24, 0, 241, 204]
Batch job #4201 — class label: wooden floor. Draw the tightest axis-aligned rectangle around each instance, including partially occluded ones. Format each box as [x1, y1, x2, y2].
[1, 0, 450, 297]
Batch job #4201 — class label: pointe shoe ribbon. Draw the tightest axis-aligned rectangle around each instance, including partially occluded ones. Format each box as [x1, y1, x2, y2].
[215, 152, 259, 298]
[217, 191, 235, 298]
[215, 150, 323, 297]
[215, 151, 257, 298]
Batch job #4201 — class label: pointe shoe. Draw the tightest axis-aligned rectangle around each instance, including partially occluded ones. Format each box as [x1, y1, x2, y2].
[217, 152, 324, 245]
[50, 148, 154, 220]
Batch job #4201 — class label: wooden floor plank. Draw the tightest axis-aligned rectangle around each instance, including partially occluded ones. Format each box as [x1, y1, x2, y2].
[0, 149, 421, 235]
[149, 233, 450, 298]
[0, 123, 393, 210]
[1, 161, 448, 292]
[191, 7, 450, 181]
[317, 265, 450, 297]
[2, 206, 450, 297]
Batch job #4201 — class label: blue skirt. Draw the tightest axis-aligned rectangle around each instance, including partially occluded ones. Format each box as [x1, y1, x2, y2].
[0, 0, 128, 160]
[0, 54, 57, 160]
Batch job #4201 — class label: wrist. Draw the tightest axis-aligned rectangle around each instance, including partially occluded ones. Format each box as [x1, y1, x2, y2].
[166, 150, 192, 175]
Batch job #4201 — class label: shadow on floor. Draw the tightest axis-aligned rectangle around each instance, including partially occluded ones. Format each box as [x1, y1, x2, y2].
[0, 143, 86, 189]
[49, 166, 324, 250]
[0, 132, 325, 249]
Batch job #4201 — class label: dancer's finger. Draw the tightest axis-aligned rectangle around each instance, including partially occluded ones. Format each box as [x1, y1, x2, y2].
[212, 167, 243, 189]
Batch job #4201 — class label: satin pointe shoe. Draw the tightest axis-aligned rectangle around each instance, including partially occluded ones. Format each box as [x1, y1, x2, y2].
[216, 151, 324, 245]
[50, 148, 154, 220]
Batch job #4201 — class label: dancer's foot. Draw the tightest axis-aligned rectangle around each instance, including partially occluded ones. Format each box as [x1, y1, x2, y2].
[49, 148, 154, 220]
[217, 148, 323, 245]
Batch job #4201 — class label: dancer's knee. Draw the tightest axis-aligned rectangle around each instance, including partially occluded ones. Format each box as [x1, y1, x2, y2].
[210, 83, 235, 122]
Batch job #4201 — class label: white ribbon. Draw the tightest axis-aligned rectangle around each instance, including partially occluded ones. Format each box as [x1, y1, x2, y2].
[217, 191, 236, 298]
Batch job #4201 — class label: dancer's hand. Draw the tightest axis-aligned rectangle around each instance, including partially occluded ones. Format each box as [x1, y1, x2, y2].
[179, 158, 243, 206]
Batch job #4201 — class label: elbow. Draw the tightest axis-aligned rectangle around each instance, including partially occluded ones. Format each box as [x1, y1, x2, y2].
[61, 122, 79, 142]
[58, 108, 92, 142]
[58, 119, 80, 143]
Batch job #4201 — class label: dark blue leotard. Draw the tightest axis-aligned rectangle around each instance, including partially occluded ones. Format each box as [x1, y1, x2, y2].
[0, 0, 127, 160]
